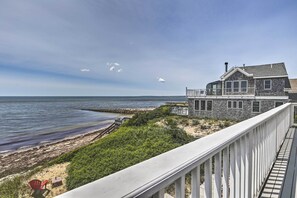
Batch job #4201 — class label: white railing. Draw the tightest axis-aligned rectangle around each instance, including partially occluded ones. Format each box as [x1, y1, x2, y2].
[186, 88, 207, 97]
[186, 87, 256, 97]
[58, 103, 294, 198]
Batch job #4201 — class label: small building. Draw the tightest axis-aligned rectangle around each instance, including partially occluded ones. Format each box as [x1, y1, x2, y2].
[187, 62, 292, 120]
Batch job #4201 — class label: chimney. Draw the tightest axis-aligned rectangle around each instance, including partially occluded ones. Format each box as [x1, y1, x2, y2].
[225, 62, 228, 72]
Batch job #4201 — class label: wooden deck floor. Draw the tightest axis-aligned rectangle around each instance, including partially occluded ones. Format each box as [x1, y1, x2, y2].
[259, 127, 297, 198]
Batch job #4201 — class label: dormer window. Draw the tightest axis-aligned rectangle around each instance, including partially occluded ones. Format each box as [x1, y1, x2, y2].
[264, 80, 272, 90]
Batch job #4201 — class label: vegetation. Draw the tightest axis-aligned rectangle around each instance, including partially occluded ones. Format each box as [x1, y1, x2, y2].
[0, 176, 24, 198]
[123, 105, 171, 126]
[66, 125, 194, 190]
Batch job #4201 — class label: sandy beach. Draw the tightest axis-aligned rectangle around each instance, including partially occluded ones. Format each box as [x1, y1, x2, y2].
[0, 126, 109, 179]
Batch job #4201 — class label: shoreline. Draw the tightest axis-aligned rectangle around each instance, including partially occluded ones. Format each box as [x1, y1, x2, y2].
[0, 124, 112, 179]
[82, 107, 155, 114]
[0, 107, 155, 179]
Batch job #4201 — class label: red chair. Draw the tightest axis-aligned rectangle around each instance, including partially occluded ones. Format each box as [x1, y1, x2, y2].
[28, 179, 48, 191]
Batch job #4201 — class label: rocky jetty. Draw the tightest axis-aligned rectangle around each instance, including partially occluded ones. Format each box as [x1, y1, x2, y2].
[82, 107, 155, 114]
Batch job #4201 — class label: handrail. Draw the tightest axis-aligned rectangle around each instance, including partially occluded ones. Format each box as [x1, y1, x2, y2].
[58, 103, 293, 198]
[186, 87, 256, 97]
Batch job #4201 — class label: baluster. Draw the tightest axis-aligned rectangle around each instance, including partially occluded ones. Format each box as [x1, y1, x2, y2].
[223, 147, 229, 198]
[230, 143, 236, 198]
[191, 165, 200, 198]
[175, 176, 185, 198]
[235, 140, 241, 198]
[214, 152, 221, 198]
[240, 136, 246, 198]
[204, 159, 212, 198]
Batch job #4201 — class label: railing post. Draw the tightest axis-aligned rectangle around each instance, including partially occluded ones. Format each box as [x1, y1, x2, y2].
[204, 159, 212, 198]
[175, 176, 185, 198]
[230, 143, 236, 198]
[214, 152, 221, 198]
[246, 132, 252, 198]
[223, 147, 229, 198]
[191, 165, 200, 198]
[235, 140, 241, 198]
[240, 136, 246, 198]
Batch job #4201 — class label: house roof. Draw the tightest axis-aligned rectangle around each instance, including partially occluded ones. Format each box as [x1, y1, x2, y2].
[289, 79, 297, 93]
[238, 63, 288, 78]
[221, 62, 288, 80]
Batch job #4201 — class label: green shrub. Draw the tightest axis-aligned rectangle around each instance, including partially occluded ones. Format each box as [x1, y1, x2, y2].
[66, 125, 194, 190]
[200, 124, 209, 130]
[180, 118, 189, 126]
[123, 105, 171, 126]
[165, 117, 178, 128]
[224, 121, 232, 127]
[191, 119, 200, 126]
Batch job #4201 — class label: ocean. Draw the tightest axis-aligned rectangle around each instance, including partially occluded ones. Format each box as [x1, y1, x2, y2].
[0, 96, 185, 152]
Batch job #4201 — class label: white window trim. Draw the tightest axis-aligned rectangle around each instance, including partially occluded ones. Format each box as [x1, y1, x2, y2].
[238, 101, 243, 109]
[194, 100, 200, 110]
[225, 81, 233, 93]
[233, 81, 240, 93]
[227, 100, 232, 109]
[240, 80, 248, 93]
[227, 100, 243, 109]
[252, 101, 261, 113]
[225, 80, 249, 93]
[206, 100, 213, 111]
[195, 100, 213, 111]
[264, 79, 272, 90]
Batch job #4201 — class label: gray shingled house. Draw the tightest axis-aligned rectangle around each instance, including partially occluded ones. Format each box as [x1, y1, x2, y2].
[186, 62, 292, 120]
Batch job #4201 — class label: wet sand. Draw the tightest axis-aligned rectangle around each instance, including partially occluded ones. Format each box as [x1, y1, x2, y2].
[0, 126, 109, 179]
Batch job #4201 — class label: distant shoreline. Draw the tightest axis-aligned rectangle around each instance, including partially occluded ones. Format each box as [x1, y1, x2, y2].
[82, 107, 155, 114]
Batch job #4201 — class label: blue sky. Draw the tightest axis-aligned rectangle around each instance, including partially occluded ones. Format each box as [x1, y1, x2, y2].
[0, 0, 296, 96]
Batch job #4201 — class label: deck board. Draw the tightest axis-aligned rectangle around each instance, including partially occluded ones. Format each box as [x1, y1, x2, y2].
[259, 128, 296, 198]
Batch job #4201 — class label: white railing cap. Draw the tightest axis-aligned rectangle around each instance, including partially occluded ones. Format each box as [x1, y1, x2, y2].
[57, 103, 291, 198]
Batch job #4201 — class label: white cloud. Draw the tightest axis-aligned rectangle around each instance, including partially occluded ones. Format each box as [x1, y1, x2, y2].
[80, 68, 90, 72]
[158, 77, 165, 83]
[114, 63, 120, 66]
[117, 68, 122, 72]
[109, 66, 115, 71]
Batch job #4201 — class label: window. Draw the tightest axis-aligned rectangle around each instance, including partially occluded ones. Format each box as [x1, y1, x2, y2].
[207, 101, 212, 111]
[194, 100, 200, 110]
[225, 80, 248, 93]
[228, 101, 243, 109]
[238, 101, 243, 109]
[241, 81, 247, 92]
[252, 101, 260, 113]
[275, 101, 284, 107]
[233, 81, 239, 92]
[226, 82, 232, 93]
[233, 101, 237, 108]
[227, 101, 232, 108]
[264, 80, 272, 90]
[201, 100, 206, 110]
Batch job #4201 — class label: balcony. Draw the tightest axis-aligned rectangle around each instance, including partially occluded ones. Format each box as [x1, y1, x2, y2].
[57, 103, 297, 198]
[186, 87, 255, 97]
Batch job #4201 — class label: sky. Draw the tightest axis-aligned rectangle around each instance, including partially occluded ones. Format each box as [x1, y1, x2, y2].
[0, 0, 297, 96]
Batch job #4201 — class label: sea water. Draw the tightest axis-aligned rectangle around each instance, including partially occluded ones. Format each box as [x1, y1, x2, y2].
[0, 96, 185, 152]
